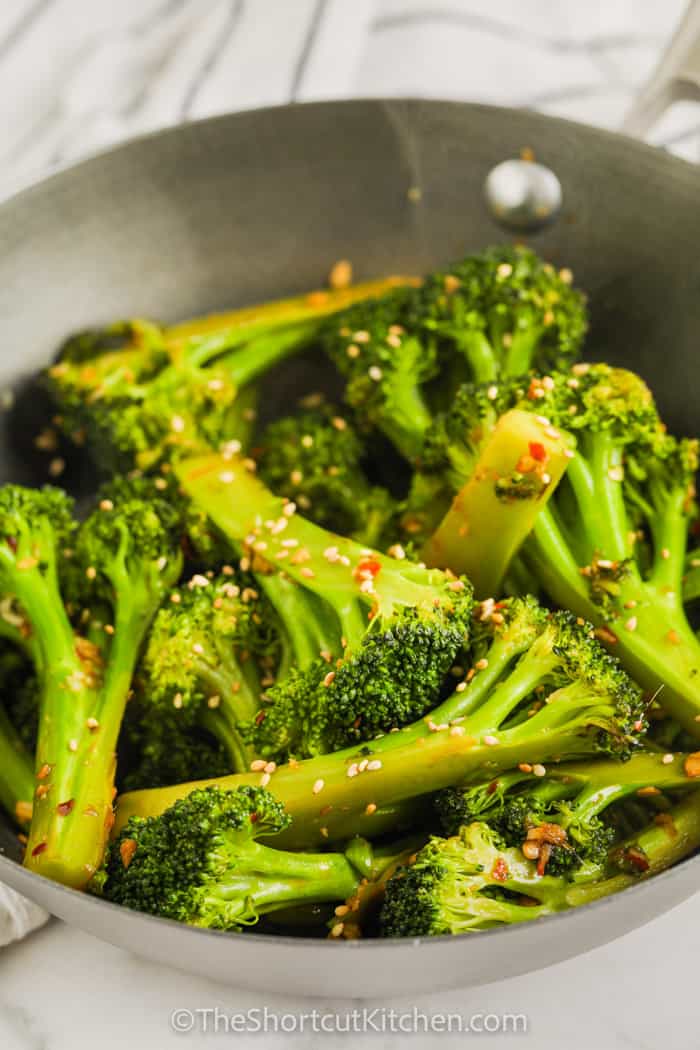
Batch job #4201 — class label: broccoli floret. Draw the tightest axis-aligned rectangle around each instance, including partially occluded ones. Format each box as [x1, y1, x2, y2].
[434, 751, 695, 877]
[255, 400, 398, 547]
[175, 453, 474, 759]
[98, 786, 366, 929]
[46, 278, 413, 475]
[321, 247, 586, 461]
[2, 481, 184, 888]
[116, 594, 646, 850]
[124, 571, 280, 785]
[503, 364, 700, 739]
[381, 787, 700, 937]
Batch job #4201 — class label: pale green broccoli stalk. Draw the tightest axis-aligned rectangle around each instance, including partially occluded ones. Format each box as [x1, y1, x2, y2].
[13, 483, 183, 888]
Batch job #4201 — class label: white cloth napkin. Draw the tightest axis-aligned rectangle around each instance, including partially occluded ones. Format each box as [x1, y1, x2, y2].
[0, 883, 48, 946]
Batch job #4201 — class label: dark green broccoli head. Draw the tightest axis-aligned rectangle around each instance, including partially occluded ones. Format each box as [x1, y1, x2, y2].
[73, 485, 183, 616]
[320, 286, 438, 460]
[419, 245, 587, 381]
[433, 769, 533, 837]
[99, 786, 290, 926]
[118, 721, 233, 792]
[46, 320, 247, 474]
[380, 823, 553, 937]
[248, 571, 473, 761]
[255, 401, 397, 545]
[0, 485, 76, 565]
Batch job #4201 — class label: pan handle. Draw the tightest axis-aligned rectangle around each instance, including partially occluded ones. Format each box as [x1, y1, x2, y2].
[622, 0, 700, 138]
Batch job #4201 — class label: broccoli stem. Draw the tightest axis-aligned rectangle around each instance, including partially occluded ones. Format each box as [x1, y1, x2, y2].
[175, 453, 438, 645]
[164, 276, 417, 355]
[454, 332, 499, 385]
[0, 705, 34, 827]
[422, 409, 574, 596]
[502, 326, 544, 377]
[114, 715, 619, 851]
[524, 505, 700, 738]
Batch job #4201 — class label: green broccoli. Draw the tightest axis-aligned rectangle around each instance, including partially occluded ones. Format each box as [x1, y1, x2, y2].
[255, 400, 398, 548]
[321, 246, 587, 460]
[503, 364, 700, 739]
[115, 595, 646, 850]
[0, 482, 184, 888]
[433, 750, 697, 875]
[380, 790, 700, 937]
[98, 785, 394, 930]
[174, 451, 474, 759]
[124, 571, 280, 787]
[46, 278, 412, 474]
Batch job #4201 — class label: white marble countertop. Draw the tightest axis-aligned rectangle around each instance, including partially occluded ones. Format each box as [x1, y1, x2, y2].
[1, 2, 699, 1047]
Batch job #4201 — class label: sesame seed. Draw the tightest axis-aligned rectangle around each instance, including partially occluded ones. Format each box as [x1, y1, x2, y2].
[170, 592, 181, 604]
[86, 717, 99, 730]
[365, 802, 377, 815]
[263, 761, 276, 774]
[455, 682, 467, 693]
[189, 573, 209, 588]
[300, 566, 315, 579]
[353, 330, 370, 343]
[171, 415, 185, 433]
[518, 763, 533, 773]
[487, 385, 498, 400]
[367, 759, 382, 771]
[85, 566, 97, 580]
[323, 671, 336, 687]
[662, 754, 675, 765]
[312, 779, 325, 795]
[301, 434, 314, 449]
[624, 617, 638, 632]
[533, 764, 546, 777]
[173, 693, 183, 709]
[329, 259, 352, 289]
[624, 600, 637, 609]
[192, 642, 204, 655]
[608, 466, 624, 482]
[346, 344, 360, 359]
[475, 658, 489, 671]
[368, 365, 383, 382]
[330, 922, 344, 938]
[219, 471, 235, 484]
[260, 772, 271, 787]
[99, 499, 114, 511]
[104, 624, 114, 635]
[661, 548, 670, 560]
[347, 763, 359, 778]
[358, 759, 369, 772]
[448, 580, 465, 592]
[332, 417, 347, 431]
[386, 333, 401, 348]
[496, 262, 513, 278]
[283, 502, 296, 517]
[450, 726, 465, 737]
[483, 735, 499, 746]
[48, 457, 65, 477]
[207, 695, 221, 709]
[545, 427, 561, 439]
[250, 760, 266, 772]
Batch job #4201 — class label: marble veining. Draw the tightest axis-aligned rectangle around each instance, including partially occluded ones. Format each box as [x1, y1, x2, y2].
[1, 2, 699, 1048]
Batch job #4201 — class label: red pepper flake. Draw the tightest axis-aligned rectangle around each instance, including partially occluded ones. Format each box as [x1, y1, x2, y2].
[491, 857, 509, 882]
[353, 557, 382, 583]
[6, 535, 17, 552]
[528, 441, 548, 463]
[667, 629, 681, 646]
[31, 841, 47, 857]
[624, 846, 650, 873]
[37, 763, 52, 781]
[56, 799, 74, 816]
[249, 811, 259, 823]
[120, 838, 137, 869]
[255, 710, 266, 726]
[486, 780, 500, 796]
